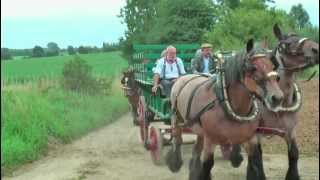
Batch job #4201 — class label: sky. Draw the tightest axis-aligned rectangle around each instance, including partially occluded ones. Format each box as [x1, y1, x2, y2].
[1, 0, 319, 49]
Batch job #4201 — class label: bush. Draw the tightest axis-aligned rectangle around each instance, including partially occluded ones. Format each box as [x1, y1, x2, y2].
[62, 56, 99, 94]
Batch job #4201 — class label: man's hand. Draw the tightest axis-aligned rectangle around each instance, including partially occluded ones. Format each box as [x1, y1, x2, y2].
[152, 85, 158, 94]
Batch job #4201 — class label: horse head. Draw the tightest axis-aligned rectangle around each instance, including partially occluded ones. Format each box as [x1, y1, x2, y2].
[273, 24, 319, 71]
[121, 69, 137, 97]
[241, 39, 284, 112]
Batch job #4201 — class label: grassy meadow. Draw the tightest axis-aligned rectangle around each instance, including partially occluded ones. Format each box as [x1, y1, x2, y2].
[1, 52, 129, 171]
[1, 52, 127, 82]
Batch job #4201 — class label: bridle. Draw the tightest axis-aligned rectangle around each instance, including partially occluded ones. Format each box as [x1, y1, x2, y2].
[274, 36, 316, 71]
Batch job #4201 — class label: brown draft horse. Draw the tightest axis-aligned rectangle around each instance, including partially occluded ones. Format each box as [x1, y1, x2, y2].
[229, 24, 319, 180]
[121, 69, 140, 125]
[166, 39, 284, 180]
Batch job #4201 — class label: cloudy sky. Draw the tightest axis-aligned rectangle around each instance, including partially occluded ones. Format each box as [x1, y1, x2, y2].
[1, 0, 319, 49]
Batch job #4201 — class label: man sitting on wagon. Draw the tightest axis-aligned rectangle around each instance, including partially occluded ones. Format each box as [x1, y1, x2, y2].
[152, 45, 186, 97]
[191, 43, 216, 75]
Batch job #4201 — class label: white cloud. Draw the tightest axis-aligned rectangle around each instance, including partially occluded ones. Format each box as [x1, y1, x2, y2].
[1, 0, 126, 19]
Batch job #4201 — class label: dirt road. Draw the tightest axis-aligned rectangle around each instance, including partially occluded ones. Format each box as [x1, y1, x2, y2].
[3, 114, 319, 180]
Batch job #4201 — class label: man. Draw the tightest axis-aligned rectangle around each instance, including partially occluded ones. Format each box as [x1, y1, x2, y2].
[152, 45, 186, 96]
[191, 43, 216, 74]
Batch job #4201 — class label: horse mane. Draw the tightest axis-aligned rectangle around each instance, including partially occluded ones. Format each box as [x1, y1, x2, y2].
[223, 50, 247, 86]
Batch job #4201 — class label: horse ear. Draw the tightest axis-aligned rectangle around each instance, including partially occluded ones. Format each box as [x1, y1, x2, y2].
[246, 39, 254, 53]
[273, 23, 283, 40]
[261, 37, 269, 49]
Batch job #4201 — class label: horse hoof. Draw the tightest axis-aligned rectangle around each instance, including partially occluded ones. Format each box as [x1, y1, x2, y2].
[230, 153, 243, 168]
[165, 148, 183, 173]
[285, 172, 300, 180]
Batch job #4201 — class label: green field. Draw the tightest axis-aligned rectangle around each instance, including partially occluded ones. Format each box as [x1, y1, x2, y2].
[1, 51, 130, 172]
[1, 52, 128, 81]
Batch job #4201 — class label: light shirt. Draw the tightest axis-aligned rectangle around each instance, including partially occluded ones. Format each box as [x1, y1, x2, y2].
[154, 57, 186, 79]
[202, 57, 210, 73]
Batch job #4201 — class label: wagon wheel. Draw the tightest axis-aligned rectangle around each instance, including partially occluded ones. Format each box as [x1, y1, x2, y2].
[137, 96, 149, 146]
[149, 126, 164, 165]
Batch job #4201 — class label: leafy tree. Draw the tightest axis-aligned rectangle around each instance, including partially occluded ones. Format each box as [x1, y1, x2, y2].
[67, 46, 76, 55]
[46, 42, 60, 56]
[146, 0, 215, 44]
[78, 46, 89, 54]
[1, 48, 12, 60]
[289, 3, 310, 29]
[102, 42, 120, 52]
[203, 2, 296, 50]
[119, 0, 159, 56]
[32, 46, 45, 57]
[216, 0, 240, 9]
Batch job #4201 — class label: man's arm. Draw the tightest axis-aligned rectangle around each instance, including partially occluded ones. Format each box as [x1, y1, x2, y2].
[191, 58, 199, 74]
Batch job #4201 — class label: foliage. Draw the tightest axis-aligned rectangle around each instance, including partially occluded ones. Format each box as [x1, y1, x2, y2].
[203, 1, 296, 50]
[119, 0, 159, 57]
[102, 42, 120, 52]
[8, 49, 32, 57]
[1, 48, 12, 60]
[62, 56, 99, 94]
[146, 0, 215, 44]
[1, 79, 128, 169]
[67, 46, 76, 55]
[32, 46, 45, 57]
[46, 42, 60, 56]
[78, 46, 89, 54]
[289, 3, 310, 29]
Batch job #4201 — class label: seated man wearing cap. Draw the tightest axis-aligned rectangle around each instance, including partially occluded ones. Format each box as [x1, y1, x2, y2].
[152, 45, 186, 97]
[191, 43, 216, 74]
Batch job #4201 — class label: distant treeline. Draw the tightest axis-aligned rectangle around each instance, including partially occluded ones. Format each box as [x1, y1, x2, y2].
[1, 42, 120, 60]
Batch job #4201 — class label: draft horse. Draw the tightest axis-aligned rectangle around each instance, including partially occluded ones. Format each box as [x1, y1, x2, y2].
[166, 39, 284, 180]
[230, 24, 319, 180]
[121, 69, 140, 125]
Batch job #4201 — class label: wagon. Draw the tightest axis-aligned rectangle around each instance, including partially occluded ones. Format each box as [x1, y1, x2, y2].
[129, 44, 233, 164]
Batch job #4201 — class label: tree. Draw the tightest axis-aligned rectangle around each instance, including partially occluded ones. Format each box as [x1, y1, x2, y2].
[32, 46, 45, 57]
[46, 42, 60, 56]
[289, 3, 310, 29]
[203, 2, 295, 50]
[67, 46, 76, 55]
[119, 0, 159, 56]
[1, 48, 12, 60]
[78, 46, 89, 54]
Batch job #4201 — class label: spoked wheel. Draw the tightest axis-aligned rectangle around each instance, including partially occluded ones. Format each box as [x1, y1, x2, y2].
[149, 126, 164, 165]
[137, 96, 149, 147]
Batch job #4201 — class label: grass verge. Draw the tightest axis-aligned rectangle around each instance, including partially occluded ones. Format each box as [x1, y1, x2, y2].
[1, 79, 129, 172]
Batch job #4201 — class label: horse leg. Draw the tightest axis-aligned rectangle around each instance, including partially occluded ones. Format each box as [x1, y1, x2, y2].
[189, 136, 214, 180]
[245, 136, 266, 180]
[131, 105, 139, 125]
[189, 136, 203, 180]
[166, 113, 183, 172]
[229, 144, 244, 168]
[285, 134, 300, 180]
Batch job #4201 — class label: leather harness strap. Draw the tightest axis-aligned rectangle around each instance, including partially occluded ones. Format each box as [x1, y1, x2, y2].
[186, 79, 210, 121]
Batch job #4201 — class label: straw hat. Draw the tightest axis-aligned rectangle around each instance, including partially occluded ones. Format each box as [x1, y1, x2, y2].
[201, 43, 213, 49]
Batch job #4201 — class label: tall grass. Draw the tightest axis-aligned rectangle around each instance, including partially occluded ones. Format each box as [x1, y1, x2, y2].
[1, 79, 128, 169]
[1, 51, 130, 171]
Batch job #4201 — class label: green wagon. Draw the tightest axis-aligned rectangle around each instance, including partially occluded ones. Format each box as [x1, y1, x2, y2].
[123, 44, 234, 164]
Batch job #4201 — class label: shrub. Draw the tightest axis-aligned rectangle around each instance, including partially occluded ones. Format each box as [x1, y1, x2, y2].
[62, 56, 99, 94]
